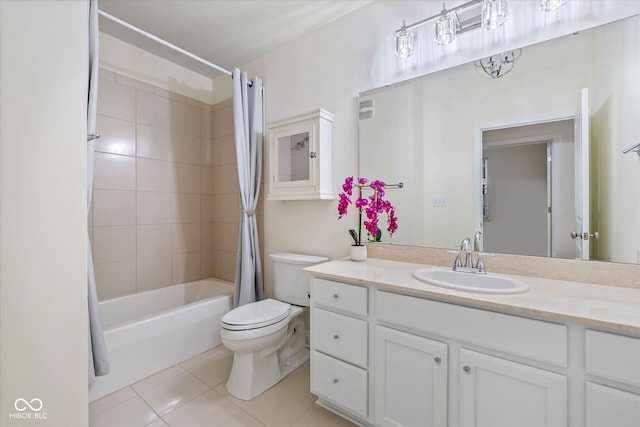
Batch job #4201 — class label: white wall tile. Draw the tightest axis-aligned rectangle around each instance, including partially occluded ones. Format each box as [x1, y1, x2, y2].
[137, 124, 172, 161]
[96, 114, 136, 156]
[93, 152, 136, 191]
[93, 190, 136, 226]
[97, 78, 135, 121]
[137, 192, 173, 225]
[137, 158, 173, 192]
[93, 226, 136, 263]
[137, 90, 170, 129]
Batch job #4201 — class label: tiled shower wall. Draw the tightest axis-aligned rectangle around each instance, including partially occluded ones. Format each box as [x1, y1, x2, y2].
[90, 69, 262, 301]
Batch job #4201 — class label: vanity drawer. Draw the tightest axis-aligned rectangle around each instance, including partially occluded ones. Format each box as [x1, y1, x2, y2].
[311, 278, 367, 316]
[311, 350, 368, 418]
[377, 291, 567, 367]
[585, 330, 640, 387]
[312, 308, 368, 368]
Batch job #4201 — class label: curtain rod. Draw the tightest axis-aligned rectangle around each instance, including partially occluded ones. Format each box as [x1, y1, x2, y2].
[98, 10, 233, 77]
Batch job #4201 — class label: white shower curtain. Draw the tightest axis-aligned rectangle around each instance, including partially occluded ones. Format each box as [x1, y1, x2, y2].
[232, 68, 264, 307]
[88, 0, 110, 382]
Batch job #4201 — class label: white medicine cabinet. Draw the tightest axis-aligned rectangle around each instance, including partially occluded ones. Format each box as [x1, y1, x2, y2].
[266, 109, 334, 201]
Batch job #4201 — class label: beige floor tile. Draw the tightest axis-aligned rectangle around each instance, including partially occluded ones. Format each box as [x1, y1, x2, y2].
[162, 389, 240, 427]
[189, 351, 233, 387]
[138, 371, 209, 416]
[180, 345, 228, 372]
[291, 405, 357, 427]
[244, 383, 315, 427]
[282, 361, 315, 400]
[146, 419, 169, 427]
[132, 365, 186, 394]
[89, 386, 137, 417]
[89, 395, 158, 427]
[213, 382, 251, 408]
[223, 411, 267, 427]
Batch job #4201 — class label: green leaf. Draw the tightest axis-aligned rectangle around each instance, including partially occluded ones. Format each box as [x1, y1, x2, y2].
[348, 229, 359, 246]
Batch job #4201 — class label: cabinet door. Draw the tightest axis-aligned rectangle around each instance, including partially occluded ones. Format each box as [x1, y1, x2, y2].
[374, 326, 447, 427]
[460, 349, 567, 427]
[586, 382, 640, 427]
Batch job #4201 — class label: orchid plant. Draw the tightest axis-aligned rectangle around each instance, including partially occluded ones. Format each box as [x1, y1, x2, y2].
[337, 177, 398, 246]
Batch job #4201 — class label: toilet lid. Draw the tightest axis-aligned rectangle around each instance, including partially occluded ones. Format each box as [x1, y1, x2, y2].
[221, 299, 291, 331]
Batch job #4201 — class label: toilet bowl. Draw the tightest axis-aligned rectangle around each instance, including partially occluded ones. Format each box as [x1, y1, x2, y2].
[220, 253, 328, 400]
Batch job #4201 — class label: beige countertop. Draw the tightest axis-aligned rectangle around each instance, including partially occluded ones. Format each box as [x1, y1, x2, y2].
[304, 258, 640, 334]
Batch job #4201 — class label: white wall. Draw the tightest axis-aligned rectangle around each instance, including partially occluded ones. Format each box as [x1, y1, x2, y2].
[1, 1, 88, 426]
[99, 33, 214, 104]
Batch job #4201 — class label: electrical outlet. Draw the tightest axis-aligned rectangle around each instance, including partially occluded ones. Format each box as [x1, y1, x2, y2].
[432, 197, 448, 207]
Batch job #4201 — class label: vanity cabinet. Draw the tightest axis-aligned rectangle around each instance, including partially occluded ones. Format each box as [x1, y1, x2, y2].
[374, 326, 447, 427]
[310, 279, 368, 419]
[376, 290, 567, 427]
[584, 330, 640, 427]
[308, 275, 639, 427]
[266, 109, 333, 201]
[459, 349, 567, 427]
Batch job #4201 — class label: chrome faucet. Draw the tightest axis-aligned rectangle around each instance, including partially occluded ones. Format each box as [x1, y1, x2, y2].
[453, 236, 488, 274]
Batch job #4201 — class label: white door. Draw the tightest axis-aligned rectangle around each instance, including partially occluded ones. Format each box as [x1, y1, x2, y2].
[573, 87, 591, 259]
[459, 349, 567, 427]
[586, 382, 640, 427]
[374, 326, 447, 427]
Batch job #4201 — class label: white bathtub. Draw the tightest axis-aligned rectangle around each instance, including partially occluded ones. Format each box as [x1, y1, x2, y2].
[89, 277, 234, 402]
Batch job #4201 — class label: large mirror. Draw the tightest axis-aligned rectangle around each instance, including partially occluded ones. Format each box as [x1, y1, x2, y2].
[359, 14, 639, 264]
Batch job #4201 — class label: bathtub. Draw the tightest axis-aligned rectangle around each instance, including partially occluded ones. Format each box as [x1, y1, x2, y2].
[89, 277, 234, 402]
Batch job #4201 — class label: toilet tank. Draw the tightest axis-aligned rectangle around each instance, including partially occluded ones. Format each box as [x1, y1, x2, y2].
[270, 253, 329, 307]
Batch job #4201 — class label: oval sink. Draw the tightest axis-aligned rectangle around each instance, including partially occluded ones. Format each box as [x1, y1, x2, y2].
[412, 268, 528, 294]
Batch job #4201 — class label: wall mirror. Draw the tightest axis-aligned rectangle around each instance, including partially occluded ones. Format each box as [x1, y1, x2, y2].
[359, 14, 639, 264]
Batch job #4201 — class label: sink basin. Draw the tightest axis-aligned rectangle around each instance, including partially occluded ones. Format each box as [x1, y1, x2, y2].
[412, 268, 528, 294]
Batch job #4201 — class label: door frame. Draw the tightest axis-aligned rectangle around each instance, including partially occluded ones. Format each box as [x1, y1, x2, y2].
[473, 112, 575, 254]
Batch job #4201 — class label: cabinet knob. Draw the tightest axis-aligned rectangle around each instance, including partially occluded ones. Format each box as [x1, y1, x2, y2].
[333, 293, 339, 299]
[434, 356, 442, 365]
[463, 365, 472, 375]
[333, 334, 340, 341]
[310, 152, 317, 159]
[333, 378, 340, 385]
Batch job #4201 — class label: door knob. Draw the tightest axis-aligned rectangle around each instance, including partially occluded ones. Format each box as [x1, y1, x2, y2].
[571, 231, 600, 240]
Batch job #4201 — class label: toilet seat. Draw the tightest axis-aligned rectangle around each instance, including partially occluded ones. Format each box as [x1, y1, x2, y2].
[222, 299, 291, 331]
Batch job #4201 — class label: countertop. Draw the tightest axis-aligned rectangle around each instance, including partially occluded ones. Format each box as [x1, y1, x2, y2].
[304, 258, 640, 334]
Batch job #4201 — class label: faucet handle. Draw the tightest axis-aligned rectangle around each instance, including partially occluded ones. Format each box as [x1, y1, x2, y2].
[474, 252, 494, 273]
[446, 250, 463, 270]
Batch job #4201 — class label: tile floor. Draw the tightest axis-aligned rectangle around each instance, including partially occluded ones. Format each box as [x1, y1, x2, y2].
[89, 345, 356, 427]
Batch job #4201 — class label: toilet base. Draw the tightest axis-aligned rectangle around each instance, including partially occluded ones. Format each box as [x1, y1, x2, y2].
[225, 310, 309, 401]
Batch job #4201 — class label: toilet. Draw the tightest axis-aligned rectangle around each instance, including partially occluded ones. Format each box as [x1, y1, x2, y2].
[220, 253, 328, 400]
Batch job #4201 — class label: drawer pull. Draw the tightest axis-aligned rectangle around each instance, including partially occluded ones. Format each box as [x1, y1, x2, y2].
[333, 334, 340, 341]
[463, 365, 472, 375]
[434, 356, 442, 365]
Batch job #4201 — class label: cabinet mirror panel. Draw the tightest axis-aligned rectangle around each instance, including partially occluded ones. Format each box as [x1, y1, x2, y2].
[359, 14, 639, 264]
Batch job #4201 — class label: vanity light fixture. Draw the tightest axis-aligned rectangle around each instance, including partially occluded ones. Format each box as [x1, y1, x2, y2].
[395, 0, 507, 58]
[395, 20, 415, 58]
[481, 0, 509, 30]
[434, 3, 459, 45]
[539, 0, 568, 12]
[475, 49, 522, 78]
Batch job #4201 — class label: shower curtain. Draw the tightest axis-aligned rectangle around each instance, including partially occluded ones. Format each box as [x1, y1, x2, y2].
[88, 0, 110, 382]
[232, 68, 264, 308]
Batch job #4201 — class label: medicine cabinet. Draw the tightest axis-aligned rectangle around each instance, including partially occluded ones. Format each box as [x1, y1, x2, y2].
[266, 109, 334, 201]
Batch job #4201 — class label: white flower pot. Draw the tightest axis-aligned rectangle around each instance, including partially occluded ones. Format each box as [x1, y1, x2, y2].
[350, 245, 367, 262]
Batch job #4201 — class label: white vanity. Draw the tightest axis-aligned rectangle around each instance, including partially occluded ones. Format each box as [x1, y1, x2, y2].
[304, 258, 640, 427]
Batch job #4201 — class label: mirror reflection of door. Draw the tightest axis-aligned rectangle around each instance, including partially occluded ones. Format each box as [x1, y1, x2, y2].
[481, 119, 576, 259]
[277, 131, 310, 183]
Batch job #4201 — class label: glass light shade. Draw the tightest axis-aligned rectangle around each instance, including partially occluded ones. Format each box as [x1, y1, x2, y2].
[395, 28, 415, 58]
[539, 0, 567, 11]
[481, 0, 509, 30]
[434, 13, 457, 45]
